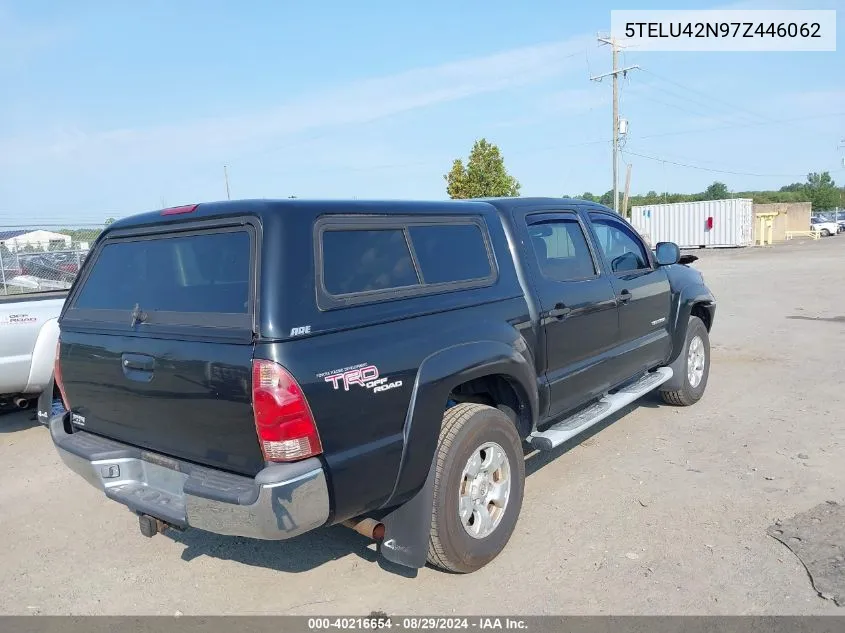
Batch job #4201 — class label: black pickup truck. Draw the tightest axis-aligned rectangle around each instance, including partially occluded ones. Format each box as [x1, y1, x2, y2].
[46, 197, 715, 574]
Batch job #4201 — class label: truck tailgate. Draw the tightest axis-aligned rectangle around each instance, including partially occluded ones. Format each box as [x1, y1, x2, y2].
[59, 330, 262, 475]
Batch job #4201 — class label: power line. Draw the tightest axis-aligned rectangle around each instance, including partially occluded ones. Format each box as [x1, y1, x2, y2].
[625, 74, 765, 125]
[638, 68, 840, 141]
[627, 77, 740, 122]
[622, 149, 826, 178]
[635, 111, 845, 141]
[360, 110, 845, 173]
[625, 88, 720, 121]
[639, 68, 771, 124]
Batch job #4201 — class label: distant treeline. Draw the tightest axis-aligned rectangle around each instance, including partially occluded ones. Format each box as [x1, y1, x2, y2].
[565, 172, 843, 214]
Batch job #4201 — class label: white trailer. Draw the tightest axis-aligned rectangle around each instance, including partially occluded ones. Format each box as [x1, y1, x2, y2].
[631, 198, 754, 249]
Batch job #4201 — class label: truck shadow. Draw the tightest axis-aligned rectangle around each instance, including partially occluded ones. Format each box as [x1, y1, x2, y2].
[170, 524, 380, 573]
[0, 407, 39, 433]
[169, 392, 664, 575]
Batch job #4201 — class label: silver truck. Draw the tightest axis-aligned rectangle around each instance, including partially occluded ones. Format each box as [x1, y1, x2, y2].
[0, 291, 67, 411]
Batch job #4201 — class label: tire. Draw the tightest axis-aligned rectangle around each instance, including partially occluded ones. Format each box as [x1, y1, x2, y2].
[821, 229, 831, 237]
[660, 316, 710, 406]
[427, 403, 525, 573]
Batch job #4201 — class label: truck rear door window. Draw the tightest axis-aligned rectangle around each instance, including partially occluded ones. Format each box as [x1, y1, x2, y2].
[322, 229, 419, 295]
[72, 230, 251, 316]
[408, 224, 491, 284]
[528, 218, 597, 281]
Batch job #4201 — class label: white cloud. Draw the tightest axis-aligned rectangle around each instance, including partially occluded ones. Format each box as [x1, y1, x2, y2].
[0, 35, 592, 168]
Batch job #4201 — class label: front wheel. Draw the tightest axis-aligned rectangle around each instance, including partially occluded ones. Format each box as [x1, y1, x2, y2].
[660, 316, 710, 406]
[821, 229, 831, 237]
[427, 403, 525, 573]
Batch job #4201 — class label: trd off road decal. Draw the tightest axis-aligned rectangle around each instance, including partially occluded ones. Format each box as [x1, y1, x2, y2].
[0, 313, 37, 326]
[317, 362, 403, 394]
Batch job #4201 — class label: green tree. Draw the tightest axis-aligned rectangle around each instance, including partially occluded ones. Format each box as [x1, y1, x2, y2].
[104, 217, 116, 225]
[445, 139, 520, 199]
[703, 181, 730, 200]
[804, 171, 838, 210]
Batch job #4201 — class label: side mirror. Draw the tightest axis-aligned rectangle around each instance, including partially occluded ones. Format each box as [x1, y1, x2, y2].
[655, 242, 680, 266]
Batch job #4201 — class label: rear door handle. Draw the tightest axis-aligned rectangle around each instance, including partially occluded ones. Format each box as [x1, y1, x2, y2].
[547, 302, 572, 320]
[618, 290, 632, 305]
[121, 353, 155, 372]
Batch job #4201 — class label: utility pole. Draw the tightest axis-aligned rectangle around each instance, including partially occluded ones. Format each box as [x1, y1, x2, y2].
[223, 165, 231, 200]
[839, 140, 845, 218]
[622, 163, 632, 218]
[591, 37, 640, 214]
[612, 43, 619, 214]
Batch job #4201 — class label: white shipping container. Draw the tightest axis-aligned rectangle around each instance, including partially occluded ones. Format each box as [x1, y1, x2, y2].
[630, 198, 754, 249]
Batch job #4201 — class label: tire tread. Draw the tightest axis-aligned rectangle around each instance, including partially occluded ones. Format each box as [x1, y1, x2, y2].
[659, 388, 692, 406]
[426, 403, 489, 572]
[659, 315, 708, 407]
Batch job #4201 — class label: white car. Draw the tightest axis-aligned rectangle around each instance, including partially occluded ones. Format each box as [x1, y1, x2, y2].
[810, 216, 839, 237]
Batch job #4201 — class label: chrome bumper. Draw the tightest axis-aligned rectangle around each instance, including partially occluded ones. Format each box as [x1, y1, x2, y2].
[49, 416, 330, 540]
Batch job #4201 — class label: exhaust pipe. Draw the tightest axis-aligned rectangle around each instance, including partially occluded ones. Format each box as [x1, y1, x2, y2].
[13, 397, 30, 409]
[343, 517, 385, 541]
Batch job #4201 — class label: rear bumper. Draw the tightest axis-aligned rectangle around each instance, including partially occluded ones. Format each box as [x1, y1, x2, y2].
[49, 416, 330, 540]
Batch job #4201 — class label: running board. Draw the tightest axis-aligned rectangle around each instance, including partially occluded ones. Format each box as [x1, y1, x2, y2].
[528, 367, 673, 451]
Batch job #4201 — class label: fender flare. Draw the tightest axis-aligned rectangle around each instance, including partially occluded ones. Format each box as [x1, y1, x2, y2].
[381, 339, 537, 509]
[377, 339, 536, 570]
[663, 285, 715, 391]
[24, 317, 59, 394]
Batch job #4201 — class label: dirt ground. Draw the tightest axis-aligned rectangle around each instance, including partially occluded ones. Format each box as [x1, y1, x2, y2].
[2, 235, 843, 616]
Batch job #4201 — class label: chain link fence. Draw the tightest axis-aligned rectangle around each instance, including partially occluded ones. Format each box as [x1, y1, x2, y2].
[0, 225, 105, 296]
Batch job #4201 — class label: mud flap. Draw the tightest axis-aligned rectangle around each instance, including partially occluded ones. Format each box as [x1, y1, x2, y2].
[377, 457, 436, 569]
[661, 349, 687, 392]
[36, 375, 62, 426]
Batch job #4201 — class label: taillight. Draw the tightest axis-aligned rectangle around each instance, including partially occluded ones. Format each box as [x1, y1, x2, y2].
[54, 342, 70, 410]
[251, 359, 322, 462]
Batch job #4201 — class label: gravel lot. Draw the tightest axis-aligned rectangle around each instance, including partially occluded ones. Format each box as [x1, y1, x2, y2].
[2, 235, 844, 616]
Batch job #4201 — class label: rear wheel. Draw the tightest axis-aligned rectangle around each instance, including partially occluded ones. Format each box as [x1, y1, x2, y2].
[427, 403, 525, 573]
[821, 228, 831, 237]
[660, 316, 710, 406]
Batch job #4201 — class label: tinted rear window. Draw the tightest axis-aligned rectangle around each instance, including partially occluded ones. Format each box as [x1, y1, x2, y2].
[408, 224, 491, 284]
[322, 229, 419, 295]
[73, 231, 251, 314]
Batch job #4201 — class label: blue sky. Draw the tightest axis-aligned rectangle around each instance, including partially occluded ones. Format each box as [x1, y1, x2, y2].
[0, 0, 842, 225]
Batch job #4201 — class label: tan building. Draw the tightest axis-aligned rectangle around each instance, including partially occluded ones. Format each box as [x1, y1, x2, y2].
[752, 202, 812, 243]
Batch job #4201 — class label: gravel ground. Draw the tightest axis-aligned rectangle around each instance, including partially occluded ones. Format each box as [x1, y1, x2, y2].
[1, 235, 843, 615]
